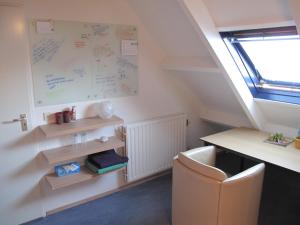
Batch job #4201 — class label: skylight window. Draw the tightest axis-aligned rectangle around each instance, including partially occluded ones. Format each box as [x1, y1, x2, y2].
[221, 26, 300, 104]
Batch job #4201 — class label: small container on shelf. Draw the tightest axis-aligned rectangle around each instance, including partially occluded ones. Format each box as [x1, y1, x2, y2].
[72, 133, 81, 150]
[54, 162, 80, 177]
[294, 138, 300, 149]
[81, 132, 87, 144]
[63, 110, 71, 123]
[71, 106, 76, 121]
[55, 112, 63, 124]
[295, 129, 300, 150]
[99, 136, 108, 143]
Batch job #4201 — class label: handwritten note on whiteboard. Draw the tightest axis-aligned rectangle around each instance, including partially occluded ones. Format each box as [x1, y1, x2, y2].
[121, 40, 138, 56]
[28, 19, 138, 106]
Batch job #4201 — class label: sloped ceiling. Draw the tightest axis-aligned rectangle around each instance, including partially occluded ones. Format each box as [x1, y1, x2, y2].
[173, 71, 246, 116]
[203, 0, 292, 28]
[128, 0, 211, 58]
[128, 0, 251, 127]
[129, 0, 300, 134]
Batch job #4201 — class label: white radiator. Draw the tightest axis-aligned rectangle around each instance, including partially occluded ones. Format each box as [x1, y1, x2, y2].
[126, 114, 186, 182]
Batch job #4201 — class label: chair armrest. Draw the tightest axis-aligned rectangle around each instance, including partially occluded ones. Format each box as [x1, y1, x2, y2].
[218, 163, 265, 225]
[224, 163, 265, 183]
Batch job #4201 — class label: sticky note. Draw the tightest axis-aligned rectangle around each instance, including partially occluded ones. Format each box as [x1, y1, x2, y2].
[121, 40, 138, 56]
[36, 21, 54, 34]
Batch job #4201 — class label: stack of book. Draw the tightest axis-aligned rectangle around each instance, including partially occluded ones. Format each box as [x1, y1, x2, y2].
[85, 149, 128, 174]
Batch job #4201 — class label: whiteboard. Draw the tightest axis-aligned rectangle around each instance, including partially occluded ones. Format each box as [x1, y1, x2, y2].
[28, 19, 138, 106]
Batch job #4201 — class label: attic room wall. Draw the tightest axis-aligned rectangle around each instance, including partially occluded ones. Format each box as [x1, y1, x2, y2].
[22, 0, 211, 214]
[128, 0, 252, 128]
[128, 0, 211, 58]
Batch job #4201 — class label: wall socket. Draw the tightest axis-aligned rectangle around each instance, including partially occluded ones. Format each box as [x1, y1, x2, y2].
[43, 112, 56, 124]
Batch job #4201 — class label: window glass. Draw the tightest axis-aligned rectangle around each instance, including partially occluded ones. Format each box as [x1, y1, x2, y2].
[221, 27, 300, 105]
[240, 37, 300, 85]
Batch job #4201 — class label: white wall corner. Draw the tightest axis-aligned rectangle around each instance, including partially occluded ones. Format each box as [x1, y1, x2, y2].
[263, 122, 298, 138]
[176, 0, 266, 130]
[201, 107, 252, 128]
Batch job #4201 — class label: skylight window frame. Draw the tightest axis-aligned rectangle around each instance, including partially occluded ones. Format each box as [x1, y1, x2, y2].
[220, 26, 300, 105]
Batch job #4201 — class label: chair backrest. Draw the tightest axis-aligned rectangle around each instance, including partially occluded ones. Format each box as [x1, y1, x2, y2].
[218, 163, 265, 225]
[178, 146, 228, 181]
[173, 146, 228, 225]
[172, 159, 222, 225]
[172, 146, 265, 225]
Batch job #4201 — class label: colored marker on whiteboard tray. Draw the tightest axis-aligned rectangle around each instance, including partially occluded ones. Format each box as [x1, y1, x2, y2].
[71, 106, 76, 121]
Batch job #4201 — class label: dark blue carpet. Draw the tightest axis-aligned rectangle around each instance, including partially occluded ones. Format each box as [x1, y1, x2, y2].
[26, 174, 172, 225]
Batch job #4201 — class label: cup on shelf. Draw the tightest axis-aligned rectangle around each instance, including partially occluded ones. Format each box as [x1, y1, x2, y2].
[55, 112, 63, 124]
[63, 110, 71, 123]
[295, 138, 300, 149]
[99, 136, 108, 143]
[72, 133, 81, 150]
[81, 132, 87, 147]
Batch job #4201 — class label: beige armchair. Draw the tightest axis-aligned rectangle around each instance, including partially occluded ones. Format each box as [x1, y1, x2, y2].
[172, 146, 265, 225]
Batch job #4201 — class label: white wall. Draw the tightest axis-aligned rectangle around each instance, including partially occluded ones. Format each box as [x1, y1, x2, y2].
[128, 0, 212, 58]
[256, 99, 300, 137]
[22, 0, 210, 216]
[0, 5, 44, 225]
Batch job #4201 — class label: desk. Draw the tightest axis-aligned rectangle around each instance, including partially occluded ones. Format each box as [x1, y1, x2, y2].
[201, 127, 300, 173]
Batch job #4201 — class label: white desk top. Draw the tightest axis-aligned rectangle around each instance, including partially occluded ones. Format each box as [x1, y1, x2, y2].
[201, 127, 300, 173]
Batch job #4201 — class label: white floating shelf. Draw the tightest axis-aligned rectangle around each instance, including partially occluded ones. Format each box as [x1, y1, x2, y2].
[45, 166, 125, 190]
[41, 136, 125, 165]
[39, 116, 124, 138]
